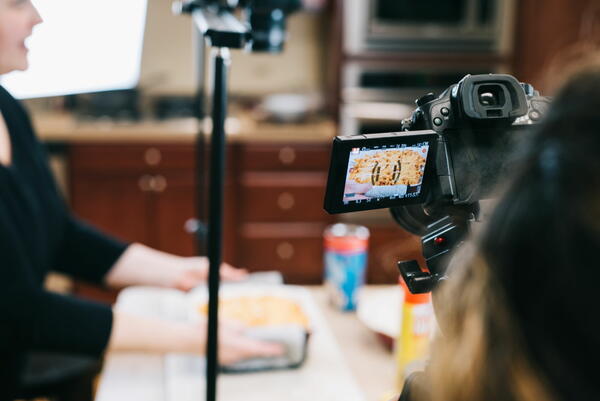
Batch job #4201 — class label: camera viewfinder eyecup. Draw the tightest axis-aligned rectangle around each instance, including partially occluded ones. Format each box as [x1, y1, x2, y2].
[458, 74, 528, 122]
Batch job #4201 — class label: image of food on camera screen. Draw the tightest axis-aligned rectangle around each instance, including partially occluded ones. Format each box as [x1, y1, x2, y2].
[343, 143, 429, 204]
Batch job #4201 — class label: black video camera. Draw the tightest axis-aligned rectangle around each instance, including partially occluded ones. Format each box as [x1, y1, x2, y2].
[175, 0, 301, 52]
[239, 0, 301, 52]
[324, 74, 551, 293]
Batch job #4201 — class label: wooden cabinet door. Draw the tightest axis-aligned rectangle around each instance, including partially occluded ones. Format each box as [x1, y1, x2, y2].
[70, 143, 200, 251]
[238, 223, 326, 284]
[233, 142, 334, 283]
[238, 143, 331, 171]
[70, 171, 153, 245]
[239, 172, 330, 222]
[152, 170, 197, 257]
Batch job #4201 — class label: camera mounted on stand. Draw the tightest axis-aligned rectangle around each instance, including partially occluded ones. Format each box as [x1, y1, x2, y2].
[324, 74, 551, 294]
[173, 2, 302, 401]
[173, 0, 301, 51]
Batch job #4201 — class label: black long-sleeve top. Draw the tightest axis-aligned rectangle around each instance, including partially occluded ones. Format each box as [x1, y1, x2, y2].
[0, 85, 128, 396]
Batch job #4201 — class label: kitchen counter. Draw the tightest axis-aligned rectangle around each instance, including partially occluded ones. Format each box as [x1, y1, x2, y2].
[96, 286, 398, 401]
[32, 113, 335, 144]
[310, 287, 398, 401]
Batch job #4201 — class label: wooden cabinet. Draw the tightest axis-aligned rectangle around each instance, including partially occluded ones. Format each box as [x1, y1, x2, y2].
[233, 143, 334, 284]
[68, 144, 201, 302]
[70, 144, 198, 256]
[68, 140, 420, 300]
[68, 141, 334, 289]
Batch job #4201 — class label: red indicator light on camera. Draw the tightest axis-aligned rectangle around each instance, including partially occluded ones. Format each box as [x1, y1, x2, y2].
[434, 236, 446, 245]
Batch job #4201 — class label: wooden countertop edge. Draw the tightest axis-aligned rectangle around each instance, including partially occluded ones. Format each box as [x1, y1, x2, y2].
[33, 114, 336, 144]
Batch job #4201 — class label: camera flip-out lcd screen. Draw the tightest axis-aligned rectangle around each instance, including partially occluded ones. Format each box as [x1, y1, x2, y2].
[344, 143, 430, 201]
[324, 131, 438, 214]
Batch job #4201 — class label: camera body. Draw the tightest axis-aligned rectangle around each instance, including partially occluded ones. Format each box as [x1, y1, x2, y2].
[231, 0, 301, 51]
[399, 74, 551, 211]
[324, 74, 551, 293]
[176, 0, 301, 51]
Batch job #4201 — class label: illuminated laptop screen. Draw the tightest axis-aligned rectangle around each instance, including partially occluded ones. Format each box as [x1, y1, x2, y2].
[2, 0, 148, 99]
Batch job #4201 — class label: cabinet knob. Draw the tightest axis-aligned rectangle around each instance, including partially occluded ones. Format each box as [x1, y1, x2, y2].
[138, 175, 153, 192]
[184, 218, 208, 237]
[145, 148, 162, 166]
[278, 147, 296, 165]
[184, 218, 199, 234]
[276, 242, 295, 260]
[153, 175, 168, 192]
[277, 192, 295, 210]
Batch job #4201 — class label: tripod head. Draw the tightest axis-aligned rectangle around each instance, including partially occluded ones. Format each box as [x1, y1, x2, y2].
[173, 0, 301, 51]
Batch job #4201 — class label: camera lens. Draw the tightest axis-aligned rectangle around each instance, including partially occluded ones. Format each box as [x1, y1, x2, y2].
[477, 85, 505, 107]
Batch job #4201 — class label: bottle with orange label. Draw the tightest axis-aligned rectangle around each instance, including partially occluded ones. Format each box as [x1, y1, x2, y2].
[395, 277, 435, 390]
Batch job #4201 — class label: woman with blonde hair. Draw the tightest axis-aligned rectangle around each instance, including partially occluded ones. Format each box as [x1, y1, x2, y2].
[398, 64, 600, 401]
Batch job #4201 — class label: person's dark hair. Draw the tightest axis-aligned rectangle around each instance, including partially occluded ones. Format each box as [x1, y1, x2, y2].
[481, 66, 600, 400]
[422, 66, 600, 401]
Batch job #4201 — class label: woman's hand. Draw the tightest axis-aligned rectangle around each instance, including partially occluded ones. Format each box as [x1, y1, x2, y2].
[106, 243, 248, 291]
[217, 320, 285, 365]
[108, 311, 285, 365]
[169, 257, 248, 292]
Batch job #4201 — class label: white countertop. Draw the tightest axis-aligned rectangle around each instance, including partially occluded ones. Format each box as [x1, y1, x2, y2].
[95, 286, 398, 401]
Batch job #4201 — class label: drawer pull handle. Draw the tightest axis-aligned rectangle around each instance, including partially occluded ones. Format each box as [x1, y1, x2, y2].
[145, 148, 162, 166]
[276, 242, 295, 260]
[278, 147, 296, 165]
[153, 175, 168, 192]
[138, 175, 153, 192]
[277, 192, 295, 210]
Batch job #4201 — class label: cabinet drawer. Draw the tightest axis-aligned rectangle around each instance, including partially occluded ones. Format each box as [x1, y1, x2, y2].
[239, 223, 325, 284]
[239, 172, 330, 222]
[70, 144, 195, 171]
[239, 143, 330, 171]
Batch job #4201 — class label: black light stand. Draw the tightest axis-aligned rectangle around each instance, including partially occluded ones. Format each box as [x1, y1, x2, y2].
[205, 46, 228, 401]
[174, 2, 251, 401]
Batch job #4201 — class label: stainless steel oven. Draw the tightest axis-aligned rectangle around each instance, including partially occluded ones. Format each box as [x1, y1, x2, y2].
[340, 101, 412, 136]
[339, 61, 507, 136]
[344, 0, 516, 54]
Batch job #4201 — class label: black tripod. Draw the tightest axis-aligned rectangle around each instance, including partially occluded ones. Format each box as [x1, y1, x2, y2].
[175, 3, 251, 401]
